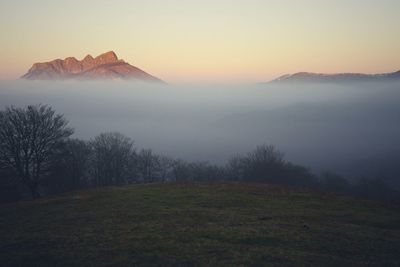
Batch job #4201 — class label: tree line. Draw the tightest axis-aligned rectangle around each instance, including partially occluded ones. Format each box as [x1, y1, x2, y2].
[0, 104, 398, 203]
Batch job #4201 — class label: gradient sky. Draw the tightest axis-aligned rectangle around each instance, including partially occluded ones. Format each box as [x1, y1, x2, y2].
[0, 0, 399, 83]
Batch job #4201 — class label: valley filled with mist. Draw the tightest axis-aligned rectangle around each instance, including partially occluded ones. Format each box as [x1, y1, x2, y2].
[1, 80, 399, 188]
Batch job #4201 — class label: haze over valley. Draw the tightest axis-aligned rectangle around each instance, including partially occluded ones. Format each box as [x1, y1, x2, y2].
[1, 79, 399, 189]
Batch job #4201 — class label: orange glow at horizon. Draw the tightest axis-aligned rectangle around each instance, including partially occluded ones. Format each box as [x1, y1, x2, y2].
[1, 0, 399, 83]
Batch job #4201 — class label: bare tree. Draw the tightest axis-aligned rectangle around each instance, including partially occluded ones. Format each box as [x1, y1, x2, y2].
[90, 132, 135, 186]
[246, 145, 285, 167]
[228, 145, 317, 186]
[227, 155, 246, 181]
[46, 139, 91, 192]
[63, 139, 91, 188]
[230, 145, 287, 183]
[172, 160, 191, 182]
[137, 149, 159, 183]
[157, 155, 177, 182]
[0, 105, 73, 198]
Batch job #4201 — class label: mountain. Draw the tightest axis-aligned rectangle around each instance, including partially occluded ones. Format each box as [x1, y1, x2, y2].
[21, 51, 165, 83]
[271, 70, 400, 84]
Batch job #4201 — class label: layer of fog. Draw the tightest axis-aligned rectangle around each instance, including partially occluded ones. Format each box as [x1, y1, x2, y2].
[0, 80, 399, 184]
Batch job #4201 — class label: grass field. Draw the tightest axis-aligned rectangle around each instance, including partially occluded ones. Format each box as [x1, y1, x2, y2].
[0, 182, 399, 266]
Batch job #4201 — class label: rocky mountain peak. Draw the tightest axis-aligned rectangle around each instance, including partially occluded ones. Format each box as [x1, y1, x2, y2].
[21, 51, 165, 83]
[94, 51, 119, 65]
[83, 54, 94, 62]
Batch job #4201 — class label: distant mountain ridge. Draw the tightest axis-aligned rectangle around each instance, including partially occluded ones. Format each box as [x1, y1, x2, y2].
[22, 51, 165, 83]
[271, 70, 400, 84]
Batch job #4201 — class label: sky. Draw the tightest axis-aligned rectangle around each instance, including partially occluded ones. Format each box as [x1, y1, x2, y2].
[0, 0, 399, 83]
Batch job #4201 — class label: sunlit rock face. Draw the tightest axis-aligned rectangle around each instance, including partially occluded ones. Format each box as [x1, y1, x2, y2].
[21, 51, 165, 83]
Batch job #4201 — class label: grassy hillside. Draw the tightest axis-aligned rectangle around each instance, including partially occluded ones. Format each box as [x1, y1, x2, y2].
[0, 182, 399, 266]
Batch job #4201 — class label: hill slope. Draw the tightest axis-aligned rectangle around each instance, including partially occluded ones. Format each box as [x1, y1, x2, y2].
[0, 183, 399, 266]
